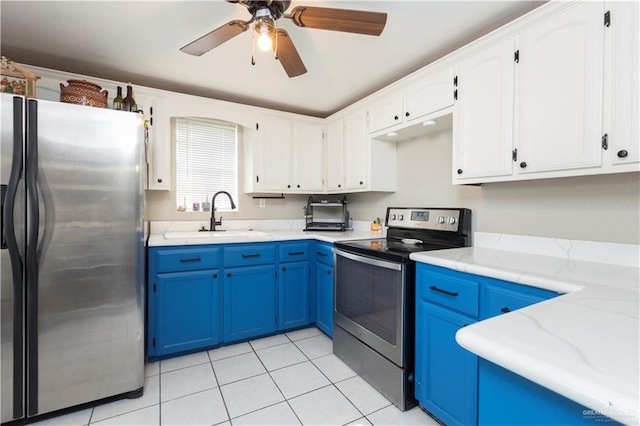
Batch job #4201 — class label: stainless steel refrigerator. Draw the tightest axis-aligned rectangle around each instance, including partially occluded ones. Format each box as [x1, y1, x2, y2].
[1, 94, 145, 422]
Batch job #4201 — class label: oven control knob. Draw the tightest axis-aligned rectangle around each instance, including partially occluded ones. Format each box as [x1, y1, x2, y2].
[437, 216, 445, 224]
[391, 214, 396, 220]
[448, 216, 457, 225]
[398, 214, 404, 220]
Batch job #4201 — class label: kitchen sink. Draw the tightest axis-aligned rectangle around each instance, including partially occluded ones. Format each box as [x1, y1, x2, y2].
[163, 230, 269, 239]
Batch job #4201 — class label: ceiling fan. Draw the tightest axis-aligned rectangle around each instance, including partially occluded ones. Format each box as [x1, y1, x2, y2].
[180, 0, 387, 78]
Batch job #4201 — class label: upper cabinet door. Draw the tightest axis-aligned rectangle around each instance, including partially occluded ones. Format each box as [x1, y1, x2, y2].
[292, 121, 324, 192]
[515, 1, 604, 175]
[256, 114, 293, 191]
[326, 119, 345, 192]
[367, 92, 403, 134]
[343, 110, 368, 190]
[404, 68, 454, 122]
[610, 1, 639, 165]
[453, 38, 515, 182]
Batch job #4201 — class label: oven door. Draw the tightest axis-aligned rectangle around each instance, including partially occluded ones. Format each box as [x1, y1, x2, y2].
[333, 248, 406, 367]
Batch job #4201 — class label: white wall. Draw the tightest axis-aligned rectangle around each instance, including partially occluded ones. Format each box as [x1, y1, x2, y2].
[147, 125, 640, 245]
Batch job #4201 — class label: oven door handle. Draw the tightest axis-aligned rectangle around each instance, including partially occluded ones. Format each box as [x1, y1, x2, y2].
[334, 248, 403, 271]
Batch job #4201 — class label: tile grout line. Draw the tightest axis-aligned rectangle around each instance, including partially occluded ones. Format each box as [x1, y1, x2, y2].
[207, 350, 232, 425]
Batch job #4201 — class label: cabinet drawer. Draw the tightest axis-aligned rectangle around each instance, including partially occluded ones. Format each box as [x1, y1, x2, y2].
[314, 243, 334, 265]
[224, 244, 277, 267]
[155, 247, 221, 273]
[419, 269, 479, 317]
[279, 242, 310, 262]
[482, 281, 558, 320]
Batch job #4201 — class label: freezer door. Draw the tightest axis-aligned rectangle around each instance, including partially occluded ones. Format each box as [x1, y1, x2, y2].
[27, 99, 145, 416]
[1, 94, 26, 423]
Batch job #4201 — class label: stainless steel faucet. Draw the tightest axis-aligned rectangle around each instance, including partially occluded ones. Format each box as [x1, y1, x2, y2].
[210, 191, 237, 231]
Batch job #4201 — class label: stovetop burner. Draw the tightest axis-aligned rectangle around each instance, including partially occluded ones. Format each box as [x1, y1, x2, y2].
[335, 207, 472, 263]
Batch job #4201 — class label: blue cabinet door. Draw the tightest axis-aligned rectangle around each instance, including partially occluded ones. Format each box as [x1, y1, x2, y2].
[278, 261, 310, 331]
[415, 299, 477, 426]
[223, 264, 277, 342]
[315, 261, 334, 337]
[154, 269, 221, 356]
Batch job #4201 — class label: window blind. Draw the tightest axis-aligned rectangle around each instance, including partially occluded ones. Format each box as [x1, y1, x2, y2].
[175, 117, 238, 211]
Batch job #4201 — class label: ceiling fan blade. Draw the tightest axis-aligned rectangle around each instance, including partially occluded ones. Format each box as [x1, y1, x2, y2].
[273, 29, 307, 78]
[180, 20, 248, 56]
[288, 6, 387, 36]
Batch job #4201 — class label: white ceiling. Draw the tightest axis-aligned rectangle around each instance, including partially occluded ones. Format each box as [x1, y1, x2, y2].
[1, 1, 542, 117]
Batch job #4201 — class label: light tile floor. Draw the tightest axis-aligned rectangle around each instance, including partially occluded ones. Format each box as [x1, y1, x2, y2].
[32, 327, 441, 426]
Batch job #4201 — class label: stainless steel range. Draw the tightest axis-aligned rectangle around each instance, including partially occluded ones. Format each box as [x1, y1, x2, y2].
[333, 207, 471, 411]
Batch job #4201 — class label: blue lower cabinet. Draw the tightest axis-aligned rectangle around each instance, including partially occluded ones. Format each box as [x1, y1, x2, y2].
[154, 269, 221, 356]
[415, 299, 477, 426]
[278, 261, 310, 331]
[315, 261, 334, 337]
[223, 264, 278, 342]
[479, 359, 620, 425]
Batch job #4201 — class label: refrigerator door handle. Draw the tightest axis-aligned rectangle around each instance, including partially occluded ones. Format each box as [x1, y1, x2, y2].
[5, 96, 25, 420]
[25, 98, 40, 416]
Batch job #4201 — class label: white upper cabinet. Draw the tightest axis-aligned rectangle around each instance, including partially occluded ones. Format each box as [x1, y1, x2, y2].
[343, 109, 368, 190]
[292, 121, 324, 192]
[246, 114, 324, 194]
[367, 68, 454, 135]
[609, 0, 639, 166]
[404, 68, 454, 122]
[367, 92, 403, 134]
[326, 119, 345, 192]
[515, 1, 604, 175]
[253, 114, 293, 191]
[453, 38, 515, 182]
[137, 94, 170, 191]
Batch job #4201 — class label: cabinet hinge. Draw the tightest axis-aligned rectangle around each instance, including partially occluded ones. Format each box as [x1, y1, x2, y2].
[453, 89, 458, 100]
[512, 148, 518, 162]
[514, 50, 520, 63]
[275, 315, 278, 324]
[149, 107, 153, 126]
[256, 123, 259, 131]
[153, 283, 156, 293]
[152, 338, 156, 347]
[453, 75, 458, 87]
[602, 133, 609, 150]
[604, 11, 611, 27]
[256, 175, 260, 183]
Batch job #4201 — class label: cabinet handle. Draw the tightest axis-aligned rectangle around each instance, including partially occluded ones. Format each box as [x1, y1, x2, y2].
[287, 184, 291, 188]
[327, 270, 332, 275]
[457, 169, 463, 175]
[242, 253, 261, 258]
[405, 112, 410, 117]
[180, 257, 201, 263]
[316, 252, 328, 257]
[297, 184, 300, 188]
[359, 181, 364, 185]
[288, 251, 305, 256]
[282, 266, 286, 271]
[227, 272, 231, 277]
[500, 307, 510, 313]
[212, 273, 218, 278]
[618, 150, 629, 158]
[338, 184, 342, 188]
[157, 178, 163, 183]
[520, 162, 527, 168]
[429, 285, 459, 297]
[394, 115, 399, 120]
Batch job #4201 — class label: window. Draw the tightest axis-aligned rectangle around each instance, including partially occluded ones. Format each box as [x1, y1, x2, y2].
[175, 117, 238, 211]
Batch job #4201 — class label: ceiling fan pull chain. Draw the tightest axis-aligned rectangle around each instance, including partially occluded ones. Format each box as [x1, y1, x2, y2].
[251, 21, 256, 66]
[274, 20, 279, 60]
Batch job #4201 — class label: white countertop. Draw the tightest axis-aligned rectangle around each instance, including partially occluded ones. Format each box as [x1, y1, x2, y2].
[148, 229, 380, 247]
[410, 242, 640, 425]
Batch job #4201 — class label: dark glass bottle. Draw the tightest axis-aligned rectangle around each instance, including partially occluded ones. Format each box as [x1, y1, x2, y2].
[123, 84, 137, 112]
[113, 86, 125, 110]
